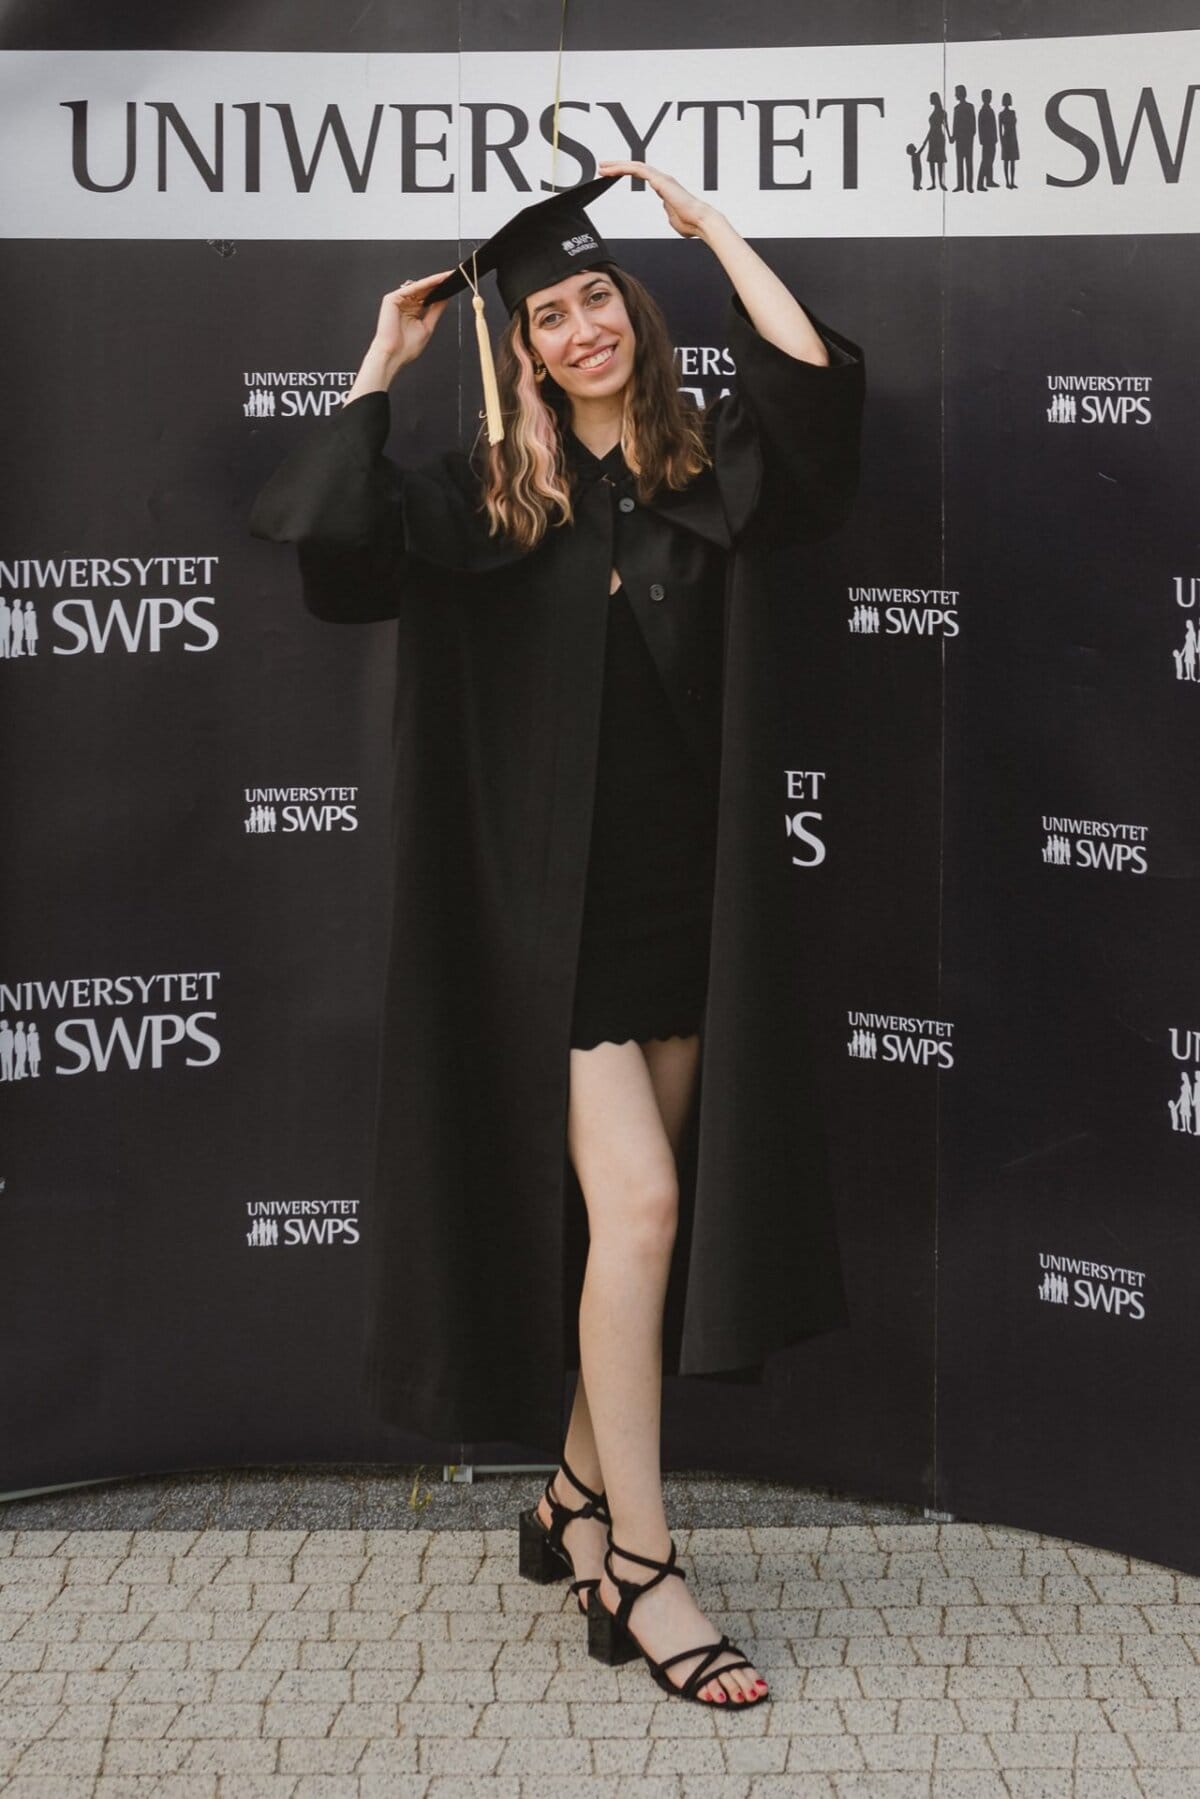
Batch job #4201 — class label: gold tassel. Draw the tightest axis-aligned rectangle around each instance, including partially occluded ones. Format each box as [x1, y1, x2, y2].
[456, 247, 505, 446]
[472, 290, 505, 446]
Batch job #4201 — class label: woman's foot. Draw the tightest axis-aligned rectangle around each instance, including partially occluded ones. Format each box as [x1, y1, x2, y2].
[535, 1470, 609, 1611]
[598, 1544, 768, 1703]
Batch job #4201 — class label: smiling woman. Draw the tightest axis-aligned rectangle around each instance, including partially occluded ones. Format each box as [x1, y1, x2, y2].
[249, 164, 864, 1711]
[480, 257, 712, 550]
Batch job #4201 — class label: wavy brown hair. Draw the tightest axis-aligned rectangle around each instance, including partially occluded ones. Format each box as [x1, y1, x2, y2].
[475, 265, 711, 550]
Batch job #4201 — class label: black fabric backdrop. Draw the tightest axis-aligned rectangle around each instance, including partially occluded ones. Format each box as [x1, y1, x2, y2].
[2, 2, 1197, 1575]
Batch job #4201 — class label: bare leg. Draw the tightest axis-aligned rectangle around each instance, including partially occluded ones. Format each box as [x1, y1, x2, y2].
[534, 1368, 608, 1610]
[536, 545, 646, 1597]
[538, 1030, 701, 1602]
[567, 1033, 767, 1704]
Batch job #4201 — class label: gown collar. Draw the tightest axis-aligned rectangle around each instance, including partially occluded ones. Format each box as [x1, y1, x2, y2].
[562, 424, 628, 485]
[562, 417, 740, 549]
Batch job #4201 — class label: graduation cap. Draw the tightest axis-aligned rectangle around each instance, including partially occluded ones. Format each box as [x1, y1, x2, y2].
[423, 174, 621, 446]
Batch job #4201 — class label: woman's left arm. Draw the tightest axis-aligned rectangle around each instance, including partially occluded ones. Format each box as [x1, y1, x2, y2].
[599, 159, 865, 543]
[598, 158, 830, 364]
[696, 212, 831, 366]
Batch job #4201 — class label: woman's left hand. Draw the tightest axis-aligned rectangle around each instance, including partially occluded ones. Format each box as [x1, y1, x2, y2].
[596, 160, 721, 239]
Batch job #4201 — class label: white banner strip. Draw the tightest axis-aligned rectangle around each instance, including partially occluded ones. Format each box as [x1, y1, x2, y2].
[0, 37, 1197, 239]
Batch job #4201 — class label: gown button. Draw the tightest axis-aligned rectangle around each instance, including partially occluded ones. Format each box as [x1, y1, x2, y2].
[618, 496, 636, 513]
[649, 582, 666, 602]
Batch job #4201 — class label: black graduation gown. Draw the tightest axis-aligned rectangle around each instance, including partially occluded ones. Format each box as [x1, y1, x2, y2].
[249, 287, 865, 1452]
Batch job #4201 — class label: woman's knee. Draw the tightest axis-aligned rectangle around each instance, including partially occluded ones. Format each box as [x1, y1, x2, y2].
[589, 1163, 679, 1249]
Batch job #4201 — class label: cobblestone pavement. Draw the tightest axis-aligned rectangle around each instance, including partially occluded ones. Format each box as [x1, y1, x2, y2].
[3, 1509, 1200, 1798]
[0, 1468, 919, 1535]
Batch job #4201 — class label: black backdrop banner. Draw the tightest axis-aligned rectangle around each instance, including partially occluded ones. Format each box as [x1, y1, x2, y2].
[2, 4, 1198, 1575]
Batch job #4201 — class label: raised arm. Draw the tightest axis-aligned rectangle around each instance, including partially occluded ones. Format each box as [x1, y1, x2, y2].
[248, 271, 455, 623]
[695, 214, 831, 367]
[342, 270, 455, 404]
[714, 282, 865, 544]
[596, 160, 865, 544]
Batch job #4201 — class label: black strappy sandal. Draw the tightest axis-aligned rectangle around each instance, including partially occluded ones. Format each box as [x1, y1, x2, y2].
[587, 1530, 768, 1708]
[517, 1454, 613, 1615]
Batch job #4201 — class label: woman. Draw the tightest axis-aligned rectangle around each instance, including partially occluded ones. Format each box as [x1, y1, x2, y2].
[925, 93, 949, 190]
[999, 93, 1020, 189]
[250, 160, 864, 1709]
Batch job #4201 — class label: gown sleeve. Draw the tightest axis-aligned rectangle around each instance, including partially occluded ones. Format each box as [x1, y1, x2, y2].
[711, 288, 865, 546]
[248, 388, 519, 623]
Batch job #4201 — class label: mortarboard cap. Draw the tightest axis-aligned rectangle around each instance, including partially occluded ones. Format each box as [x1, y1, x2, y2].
[423, 174, 622, 445]
[424, 174, 620, 314]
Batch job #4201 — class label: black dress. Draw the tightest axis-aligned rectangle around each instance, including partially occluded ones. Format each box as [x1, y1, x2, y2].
[569, 581, 719, 1049]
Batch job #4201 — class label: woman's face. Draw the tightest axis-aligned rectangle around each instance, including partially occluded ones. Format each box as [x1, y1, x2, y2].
[524, 269, 635, 402]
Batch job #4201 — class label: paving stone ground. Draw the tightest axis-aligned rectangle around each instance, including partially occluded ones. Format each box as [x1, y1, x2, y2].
[2, 1485, 1199, 1798]
[0, 1467, 920, 1535]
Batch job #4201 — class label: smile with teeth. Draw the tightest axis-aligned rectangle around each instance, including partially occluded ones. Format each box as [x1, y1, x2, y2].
[574, 344, 616, 370]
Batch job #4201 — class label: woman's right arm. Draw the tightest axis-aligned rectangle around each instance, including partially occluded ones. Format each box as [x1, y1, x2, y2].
[248, 273, 453, 624]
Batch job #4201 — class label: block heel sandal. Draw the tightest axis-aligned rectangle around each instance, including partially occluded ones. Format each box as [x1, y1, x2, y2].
[587, 1530, 768, 1708]
[516, 1453, 612, 1615]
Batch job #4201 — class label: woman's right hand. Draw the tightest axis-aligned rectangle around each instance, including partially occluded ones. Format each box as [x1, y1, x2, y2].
[343, 269, 458, 403]
[372, 269, 456, 368]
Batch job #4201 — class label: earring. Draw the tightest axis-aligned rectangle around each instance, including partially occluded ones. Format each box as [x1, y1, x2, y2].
[533, 361, 546, 382]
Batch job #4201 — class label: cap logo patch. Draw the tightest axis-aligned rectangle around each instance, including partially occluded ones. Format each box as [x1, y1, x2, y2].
[561, 233, 598, 256]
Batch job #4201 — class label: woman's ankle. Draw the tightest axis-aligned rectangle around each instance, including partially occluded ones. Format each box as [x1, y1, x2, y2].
[607, 1528, 674, 1572]
[557, 1461, 604, 1505]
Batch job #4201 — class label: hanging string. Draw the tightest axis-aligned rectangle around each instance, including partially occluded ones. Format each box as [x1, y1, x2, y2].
[452, 0, 568, 447]
[550, 0, 568, 191]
